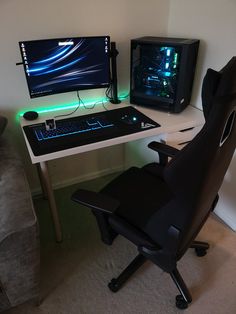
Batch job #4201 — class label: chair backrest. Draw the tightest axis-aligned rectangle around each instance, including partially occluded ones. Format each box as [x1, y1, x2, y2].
[145, 58, 236, 257]
[202, 57, 236, 119]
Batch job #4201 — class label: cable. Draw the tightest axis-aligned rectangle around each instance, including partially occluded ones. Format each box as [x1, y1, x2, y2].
[105, 83, 113, 103]
[53, 87, 113, 120]
[76, 90, 85, 108]
[53, 91, 82, 119]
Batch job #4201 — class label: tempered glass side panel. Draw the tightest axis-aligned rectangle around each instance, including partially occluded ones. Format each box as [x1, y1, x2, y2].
[131, 44, 182, 104]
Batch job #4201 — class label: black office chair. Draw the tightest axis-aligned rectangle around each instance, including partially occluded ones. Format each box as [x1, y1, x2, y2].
[72, 58, 236, 309]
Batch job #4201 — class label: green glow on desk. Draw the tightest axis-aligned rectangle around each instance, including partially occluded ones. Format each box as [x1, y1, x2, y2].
[16, 92, 129, 120]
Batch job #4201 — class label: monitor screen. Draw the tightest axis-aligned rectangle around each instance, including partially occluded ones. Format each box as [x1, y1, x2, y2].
[19, 36, 111, 98]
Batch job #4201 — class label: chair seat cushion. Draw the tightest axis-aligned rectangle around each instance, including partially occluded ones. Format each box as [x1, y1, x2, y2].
[101, 166, 173, 241]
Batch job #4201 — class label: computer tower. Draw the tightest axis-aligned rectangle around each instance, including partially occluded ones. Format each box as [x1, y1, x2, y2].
[130, 37, 200, 113]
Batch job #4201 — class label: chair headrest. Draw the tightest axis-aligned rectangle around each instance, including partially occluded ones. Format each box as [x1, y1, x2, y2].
[216, 56, 236, 97]
[201, 56, 236, 119]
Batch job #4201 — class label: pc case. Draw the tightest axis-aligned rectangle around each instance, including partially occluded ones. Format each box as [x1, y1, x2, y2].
[130, 37, 199, 113]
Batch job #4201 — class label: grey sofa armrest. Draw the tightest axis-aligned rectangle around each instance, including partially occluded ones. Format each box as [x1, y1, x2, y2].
[0, 135, 38, 243]
[0, 132, 40, 312]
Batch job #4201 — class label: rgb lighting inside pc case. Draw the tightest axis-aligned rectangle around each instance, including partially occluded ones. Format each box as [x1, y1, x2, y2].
[130, 37, 199, 113]
[132, 45, 180, 102]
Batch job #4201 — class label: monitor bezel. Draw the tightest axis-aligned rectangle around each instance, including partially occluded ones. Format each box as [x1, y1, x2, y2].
[19, 35, 111, 98]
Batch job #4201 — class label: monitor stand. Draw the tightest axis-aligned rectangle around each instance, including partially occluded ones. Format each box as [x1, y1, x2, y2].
[110, 41, 121, 104]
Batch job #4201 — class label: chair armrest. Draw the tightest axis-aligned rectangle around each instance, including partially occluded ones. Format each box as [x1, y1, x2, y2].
[148, 141, 179, 158]
[71, 189, 120, 214]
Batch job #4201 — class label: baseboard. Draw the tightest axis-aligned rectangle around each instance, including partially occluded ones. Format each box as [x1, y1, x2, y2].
[31, 165, 124, 197]
[214, 208, 236, 231]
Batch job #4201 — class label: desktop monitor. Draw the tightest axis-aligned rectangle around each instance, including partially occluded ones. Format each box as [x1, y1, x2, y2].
[19, 36, 110, 98]
[130, 37, 199, 113]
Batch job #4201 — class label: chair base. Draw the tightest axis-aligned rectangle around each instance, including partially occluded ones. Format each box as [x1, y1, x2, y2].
[108, 254, 147, 292]
[170, 268, 192, 309]
[108, 253, 193, 309]
[191, 240, 210, 257]
[107, 240, 210, 309]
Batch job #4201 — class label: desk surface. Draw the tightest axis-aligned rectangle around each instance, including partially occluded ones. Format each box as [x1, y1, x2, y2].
[20, 101, 204, 164]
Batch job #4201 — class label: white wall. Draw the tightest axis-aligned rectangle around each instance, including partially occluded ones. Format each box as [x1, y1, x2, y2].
[0, 0, 170, 191]
[168, 0, 236, 230]
[168, 0, 236, 109]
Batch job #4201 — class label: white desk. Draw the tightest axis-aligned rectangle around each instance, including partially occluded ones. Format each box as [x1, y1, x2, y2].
[20, 101, 204, 242]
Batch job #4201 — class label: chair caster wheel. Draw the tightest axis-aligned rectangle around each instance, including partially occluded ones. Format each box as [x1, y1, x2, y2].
[195, 247, 207, 257]
[176, 295, 188, 309]
[108, 278, 120, 293]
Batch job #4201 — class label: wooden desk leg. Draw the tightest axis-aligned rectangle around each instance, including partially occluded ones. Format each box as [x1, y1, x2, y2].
[36, 163, 48, 199]
[38, 161, 63, 242]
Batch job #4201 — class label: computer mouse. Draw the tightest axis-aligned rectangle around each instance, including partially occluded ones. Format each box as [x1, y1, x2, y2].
[120, 114, 139, 125]
[23, 111, 39, 121]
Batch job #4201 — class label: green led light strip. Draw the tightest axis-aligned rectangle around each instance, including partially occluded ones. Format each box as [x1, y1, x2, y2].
[16, 93, 129, 120]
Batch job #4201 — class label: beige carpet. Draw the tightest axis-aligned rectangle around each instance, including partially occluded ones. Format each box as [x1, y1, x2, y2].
[5, 174, 236, 314]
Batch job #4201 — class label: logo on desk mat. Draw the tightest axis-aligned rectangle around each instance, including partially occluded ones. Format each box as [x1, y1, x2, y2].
[141, 122, 156, 129]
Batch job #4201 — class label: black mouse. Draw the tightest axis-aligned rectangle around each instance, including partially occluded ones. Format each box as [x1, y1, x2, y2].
[23, 111, 39, 121]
